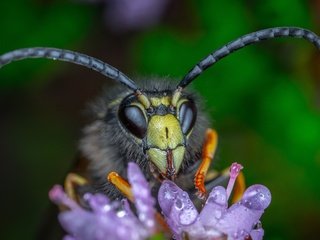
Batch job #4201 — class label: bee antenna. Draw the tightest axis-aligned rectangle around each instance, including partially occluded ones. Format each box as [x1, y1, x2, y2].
[0, 47, 139, 91]
[178, 27, 320, 89]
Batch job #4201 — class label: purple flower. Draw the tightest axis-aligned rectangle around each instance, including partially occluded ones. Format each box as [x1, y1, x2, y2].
[79, 0, 170, 32]
[105, 0, 170, 32]
[49, 162, 156, 240]
[49, 162, 271, 240]
[158, 163, 271, 240]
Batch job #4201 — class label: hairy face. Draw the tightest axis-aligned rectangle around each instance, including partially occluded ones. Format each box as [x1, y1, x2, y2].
[80, 79, 209, 191]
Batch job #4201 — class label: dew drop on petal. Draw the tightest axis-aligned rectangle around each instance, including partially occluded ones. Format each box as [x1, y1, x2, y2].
[116, 210, 126, 218]
[250, 228, 264, 240]
[200, 186, 227, 227]
[242, 185, 271, 210]
[171, 187, 178, 193]
[207, 186, 227, 206]
[254, 221, 262, 229]
[164, 190, 173, 200]
[178, 207, 198, 226]
[158, 180, 182, 216]
[239, 229, 248, 237]
[175, 199, 184, 210]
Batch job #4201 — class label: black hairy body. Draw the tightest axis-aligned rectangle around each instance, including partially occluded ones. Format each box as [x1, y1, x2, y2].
[79, 78, 210, 199]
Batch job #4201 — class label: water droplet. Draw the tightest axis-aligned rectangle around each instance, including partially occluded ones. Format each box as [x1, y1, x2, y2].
[253, 221, 262, 229]
[207, 196, 215, 203]
[139, 213, 146, 221]
[207, 186, 227, 206]
[171, 187, 178, 193]
[117, 210, 126, 218]
[242, 185, 271, 210]
[102, 205, 112, 212]
[179, 208, 198, 226]
[175, 198, 184, 210]
[164, 190, 173, 200]
[145, 219, 155, 228]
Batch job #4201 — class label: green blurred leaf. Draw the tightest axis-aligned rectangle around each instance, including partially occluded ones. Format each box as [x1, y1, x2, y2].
[0, 0, 94, 87]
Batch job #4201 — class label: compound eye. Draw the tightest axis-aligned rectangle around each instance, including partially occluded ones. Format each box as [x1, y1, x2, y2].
[178, 100, 197, 135]
[118, 105, 147, 139]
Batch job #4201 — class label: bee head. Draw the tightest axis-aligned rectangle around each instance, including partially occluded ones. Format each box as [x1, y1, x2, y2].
[118, 88, 198, 180]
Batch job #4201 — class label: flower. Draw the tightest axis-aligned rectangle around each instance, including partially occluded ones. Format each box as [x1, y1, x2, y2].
[79, 0, 170, 32]
[49, 163, 271, 240]
[49, 162, 156, 240]
[158, 163, 271, 240]
[105, 0, 170, 32]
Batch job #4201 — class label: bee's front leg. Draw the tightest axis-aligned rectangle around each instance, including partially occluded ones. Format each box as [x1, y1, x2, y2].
[194, 129, 218, 199]
[194, 129, 246, 202]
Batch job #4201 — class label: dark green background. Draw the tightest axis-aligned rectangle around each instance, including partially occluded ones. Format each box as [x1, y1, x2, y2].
[0, 0, 319, 239]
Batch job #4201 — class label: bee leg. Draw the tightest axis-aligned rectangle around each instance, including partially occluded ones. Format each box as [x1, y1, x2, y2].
[194, 128, 218, 199]
[64, 173, 88, 202]
[107, 171, 170, 233]
[107, 172, 134, 201]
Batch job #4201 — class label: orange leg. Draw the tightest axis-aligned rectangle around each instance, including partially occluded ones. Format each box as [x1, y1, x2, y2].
[194, 129, 218, 199]
[50, 173, 89, 211]
[232, 171, 246, 203]
[107, 171, 170, 233]
[64, 173, 88, 202]
[107, 172, 134, 201]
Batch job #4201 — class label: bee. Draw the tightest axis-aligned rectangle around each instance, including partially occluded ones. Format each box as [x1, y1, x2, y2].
[1, 27, 319, 205]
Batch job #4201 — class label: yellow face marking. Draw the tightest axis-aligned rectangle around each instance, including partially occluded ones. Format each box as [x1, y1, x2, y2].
[150, 97, 171, 107]
[147, 114, 183, 150]
[146, 114, 186, 175]
[137, 93, 151, 109]
[171, 89, 182, 107]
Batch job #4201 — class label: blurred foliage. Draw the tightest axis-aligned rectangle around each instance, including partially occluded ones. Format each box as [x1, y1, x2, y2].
[0, 0, 94, 239]
[0, 0, 319, 239]
[134, 0, 320, 239]
[0, 0, 94, 87]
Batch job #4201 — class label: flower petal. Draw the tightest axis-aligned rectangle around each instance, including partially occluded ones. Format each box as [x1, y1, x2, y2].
[199, 186, 228, 227]
[214, 185, 271, 239]
[158, 180, 199, 238]
[128, 162, 156, 230]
